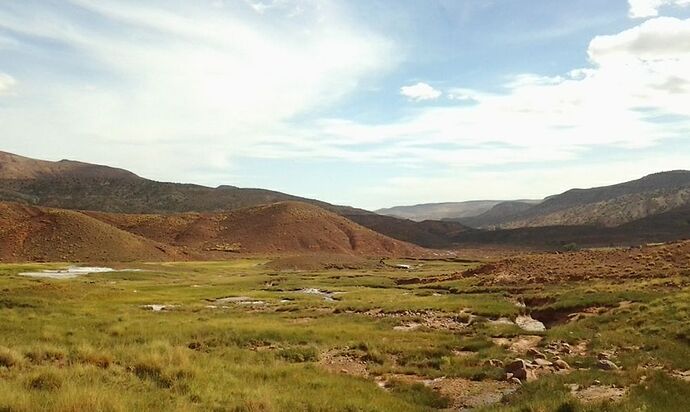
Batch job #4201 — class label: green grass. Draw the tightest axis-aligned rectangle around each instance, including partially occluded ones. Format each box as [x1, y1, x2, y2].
[1, 260, 690, 410]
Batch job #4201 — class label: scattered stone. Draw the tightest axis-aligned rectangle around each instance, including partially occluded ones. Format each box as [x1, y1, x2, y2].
[488, 317, 515, 326]
[505, 359, 536, 382]
[597, 351, 612, 360]
[515, 315, 546, 332]
[142, 304, 175, 312]
[671, 370, 690, 382]
[487, 359, 504, 368]
[534, 358, 553, 367]
[527, 348, 546, 359]
[505, 359, 526, 374]
[598, 359, 620, 370]
[492, 335, 542, 353]
[393, 322, 422, 331]
[554, 359, 571, 370]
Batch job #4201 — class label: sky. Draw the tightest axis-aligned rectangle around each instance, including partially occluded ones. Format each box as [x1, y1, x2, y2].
[1, 0, 689, 210]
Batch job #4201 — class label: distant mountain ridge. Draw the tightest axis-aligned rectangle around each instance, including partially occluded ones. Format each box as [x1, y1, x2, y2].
[2, 151, 689, 251]
[376, 200, 541, 222]
[475, 171, 690, 229]
[0, 151, 471, 248]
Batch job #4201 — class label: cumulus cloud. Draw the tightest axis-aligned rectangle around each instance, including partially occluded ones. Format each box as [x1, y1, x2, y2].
[0, 0, 396, 180]
[311, 16, 690, 171]
[400, 82, 442, 101]
[1, 2, 689, 206]
[0, 73, 15, 95]
[628, 0, 690, 18]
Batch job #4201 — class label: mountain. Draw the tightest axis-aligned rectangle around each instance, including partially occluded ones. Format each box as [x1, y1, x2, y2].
[0, 201, 426, 262]
[0, 202, 186, 262]
[376, 199, 542, 222]
[0, 151, 328, 213]
[453, 203, 690, 250]
[341, 213, 475, 249]
[86, 201, 425, 257]
[0, 151, 469, 247]
[460, 171, 690, 229]
[376, 201, 504, 221]
[0, 150, 139, 180]
[452, 201, 536, 228]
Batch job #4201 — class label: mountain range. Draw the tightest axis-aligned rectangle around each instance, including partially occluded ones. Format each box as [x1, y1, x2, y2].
[1, 150, 689, 260]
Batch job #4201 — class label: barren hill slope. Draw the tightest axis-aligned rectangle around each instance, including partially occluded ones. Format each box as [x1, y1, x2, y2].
[88, 201, 426, 257]
[376, 201, 504, 221]
[452, 204, 690, 250]
[473, 171, 690, 228]
[0, 202, 186, 262]
[0, 151, 469, 247]
[0, 151, 139, 180]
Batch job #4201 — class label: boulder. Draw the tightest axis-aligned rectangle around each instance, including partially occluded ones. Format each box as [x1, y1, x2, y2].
[554, 359, 571, 370]
[598, 359, 620, 370]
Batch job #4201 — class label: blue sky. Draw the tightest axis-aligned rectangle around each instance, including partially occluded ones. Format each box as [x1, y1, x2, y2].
[1, 0, 689, 209]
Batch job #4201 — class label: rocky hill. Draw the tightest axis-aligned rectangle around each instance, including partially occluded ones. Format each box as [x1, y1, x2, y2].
[0, 151, 468, 247]
[460, 171, 690, 229]
[453, 201, 536, 228]
[1, 201, 426, 262]
[87, 201, 425, 257]
[0, 202, 186, 262]
[453, 204, 690, 250]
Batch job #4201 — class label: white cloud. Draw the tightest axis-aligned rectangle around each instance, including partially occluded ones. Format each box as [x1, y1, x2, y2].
[628, 0, 690, 18]
[400, 82, 442, 101]
[0, 73, 15, 95]
[310, 16, 690, 168]
[360, 154, 690, 209]
[1, 2, 689, 208]
[0, 0, 397, 180]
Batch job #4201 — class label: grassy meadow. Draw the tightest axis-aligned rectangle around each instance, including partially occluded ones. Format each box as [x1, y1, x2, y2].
[1, 258, 689, 411]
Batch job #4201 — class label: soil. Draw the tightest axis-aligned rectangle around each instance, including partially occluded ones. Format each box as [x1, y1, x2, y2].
[376, 373, 518, 410]
[491, 336, 543, 354]
[0, 201, 427, 262]
[568, 384, 627, 404]
[464, 240, 690, 285]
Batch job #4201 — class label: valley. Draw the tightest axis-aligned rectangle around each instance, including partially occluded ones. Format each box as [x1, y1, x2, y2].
[1, 152, 690, 411]
[1, 242, 689, 411]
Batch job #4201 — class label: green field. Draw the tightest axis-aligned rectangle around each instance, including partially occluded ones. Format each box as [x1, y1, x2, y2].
[1, 259, 689, 411]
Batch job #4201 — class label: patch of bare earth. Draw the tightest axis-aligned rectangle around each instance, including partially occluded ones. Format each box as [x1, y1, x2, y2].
[567, 383, 627, 404]
[360, 309, 474, 332]
[462, 240, 690, 285]
[377, 374, 517, 410]
[492, 336, 542, 353]
[319, 349, 369, 378]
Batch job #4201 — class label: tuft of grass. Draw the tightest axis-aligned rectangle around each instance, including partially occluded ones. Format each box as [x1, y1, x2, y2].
[27, 371, 62, 391]
[130, 345, 196, 390]
[73, 345, 113, 369]
[276, 346, 318, 363]
[24, 345, 66, 364]
[0, 346, 23, 369]
[387, 380, 451, 409]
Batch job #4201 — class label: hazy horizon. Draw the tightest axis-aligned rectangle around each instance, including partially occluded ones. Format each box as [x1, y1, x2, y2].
[1, 0, 689, 209]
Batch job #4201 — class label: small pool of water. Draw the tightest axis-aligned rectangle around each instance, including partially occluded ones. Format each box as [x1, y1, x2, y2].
[19, 266, 140, 279]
